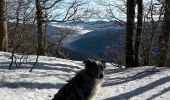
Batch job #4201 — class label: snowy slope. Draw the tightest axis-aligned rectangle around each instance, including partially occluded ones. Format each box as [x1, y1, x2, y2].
[0, 52, 170, 100]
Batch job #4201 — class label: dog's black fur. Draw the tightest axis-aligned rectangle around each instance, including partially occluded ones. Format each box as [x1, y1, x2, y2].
[52, 59, 106, 100]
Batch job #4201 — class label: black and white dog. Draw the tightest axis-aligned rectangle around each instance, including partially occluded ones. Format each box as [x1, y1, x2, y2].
[52, 59, 106, 100]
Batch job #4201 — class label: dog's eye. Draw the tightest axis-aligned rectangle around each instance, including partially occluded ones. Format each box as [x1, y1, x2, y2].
[96, 68, 100, 71]
[95, 67, 99, 72]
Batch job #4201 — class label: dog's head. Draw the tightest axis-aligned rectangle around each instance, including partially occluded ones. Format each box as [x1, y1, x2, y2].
[83, 59, 106, 79]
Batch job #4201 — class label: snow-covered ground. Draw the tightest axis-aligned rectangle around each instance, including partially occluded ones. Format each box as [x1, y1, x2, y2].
[0, 52, 170, 100]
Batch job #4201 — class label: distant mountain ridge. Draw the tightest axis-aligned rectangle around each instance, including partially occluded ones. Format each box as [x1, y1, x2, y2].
[63, 26, 125, 58]
[48, 21, 126, 60]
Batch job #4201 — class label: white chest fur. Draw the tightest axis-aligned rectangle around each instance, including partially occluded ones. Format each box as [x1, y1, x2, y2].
[88, 79, 102, 100]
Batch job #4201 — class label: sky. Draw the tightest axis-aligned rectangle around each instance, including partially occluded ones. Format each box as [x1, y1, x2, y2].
[52, 0, 160, 21]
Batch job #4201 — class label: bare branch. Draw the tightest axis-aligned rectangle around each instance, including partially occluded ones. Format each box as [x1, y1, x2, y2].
[43, 0, 62, 9]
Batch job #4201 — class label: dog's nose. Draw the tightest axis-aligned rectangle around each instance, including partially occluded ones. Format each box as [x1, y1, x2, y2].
[99, 74, 103, 78]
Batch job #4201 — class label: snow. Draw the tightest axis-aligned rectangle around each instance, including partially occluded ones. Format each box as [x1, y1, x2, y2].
[0, 52, 170, 100]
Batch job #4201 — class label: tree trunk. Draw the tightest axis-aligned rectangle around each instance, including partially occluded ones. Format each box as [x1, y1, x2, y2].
[0, 0, 8, 51]
[126, 0, 136, 67]
[135, 0, 143, 66]
[35, 0, 45, 55]
[156, 0, 170, 67]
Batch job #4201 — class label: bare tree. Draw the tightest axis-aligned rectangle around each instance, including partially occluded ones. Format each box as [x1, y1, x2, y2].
[157, 0, 170, 67]
[35, 0, 45, 55]
[29, 0, 84, 72]
[0, 0, 8, 51]
[126, 0, 136, 67]
[7, 0, 36, 70]
[134, 0, 143, 66]
[140, 0, 163, 66]
[35, 0, 83, 56]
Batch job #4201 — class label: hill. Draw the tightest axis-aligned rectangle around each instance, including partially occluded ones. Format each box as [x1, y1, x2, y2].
[64, 27, 125, 57]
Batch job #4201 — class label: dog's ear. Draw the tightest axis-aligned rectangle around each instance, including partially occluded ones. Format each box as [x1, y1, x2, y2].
[101, 60, 106, 69]
[83, 59, 93, 70]
[83, 59, 91, 64]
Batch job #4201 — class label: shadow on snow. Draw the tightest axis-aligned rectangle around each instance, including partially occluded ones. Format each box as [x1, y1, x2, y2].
[103, 69, 156, 87]
[0, 81, 64, 89]
[0, 61, 82, 73]
[103, 76, 170, 100]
